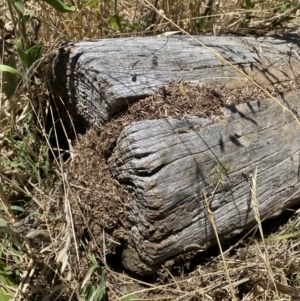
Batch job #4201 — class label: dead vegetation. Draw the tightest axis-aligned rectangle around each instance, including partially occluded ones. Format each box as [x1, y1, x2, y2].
[2, 0, 300, 300]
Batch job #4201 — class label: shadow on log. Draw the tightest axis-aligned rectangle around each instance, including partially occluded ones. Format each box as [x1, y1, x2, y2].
[52, 34, 300, 128]
[52, 34, 300, 275]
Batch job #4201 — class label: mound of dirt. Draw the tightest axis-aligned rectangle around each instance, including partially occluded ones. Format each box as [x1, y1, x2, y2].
[66, 129, 131, 255]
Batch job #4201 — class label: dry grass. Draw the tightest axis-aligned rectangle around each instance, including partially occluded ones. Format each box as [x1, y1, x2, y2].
[1, 0, 300, 300]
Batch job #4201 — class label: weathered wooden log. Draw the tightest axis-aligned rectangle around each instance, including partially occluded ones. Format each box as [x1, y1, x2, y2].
[52, 34, 300, 274]
[109, 91, 300, 273]
[52, 34, 300, 128]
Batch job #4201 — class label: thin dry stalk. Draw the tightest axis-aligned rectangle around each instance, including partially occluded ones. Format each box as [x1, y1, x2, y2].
[202, 188, 237, 301]
[250, 167, 280, 300]
[49, 101, 79, 266]
[258, 278, 300, 299]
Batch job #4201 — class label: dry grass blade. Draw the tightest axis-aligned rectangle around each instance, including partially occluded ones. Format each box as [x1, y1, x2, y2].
[257, 278, 300, 299]
[250, 168, 260, 238]
[250, 167, 280, 300]
[202, 188, 237, 301]
[156, 31, 180, 37]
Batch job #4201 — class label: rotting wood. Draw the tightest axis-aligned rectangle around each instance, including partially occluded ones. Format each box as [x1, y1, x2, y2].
[52, 34, 300, 128]
[52, 34, 300, 275]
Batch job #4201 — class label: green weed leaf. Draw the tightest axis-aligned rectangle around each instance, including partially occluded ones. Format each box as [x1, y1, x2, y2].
[26, 42, 44, 69]
[80, 274, 106, 301]
[0, 288, 10, 301]
[109, 13, 122, 31]
[16, 41, 44, 70]
[81, 253, 106, 301]
[279, 4, 291, 13]
[16, 46, 26, 69]
[0, 218, 8, 228]
[0, 259, 18, 301]
[0, 260, 18, 287]
[2, 56, 19, 99]
[241, 0, 255, 9]
[10, 205, 25, 212]
[0, 65, 23, 78]
[12, 0, 24, 12]
[40, 0, 76, 12]
[21, 15, 31, 26]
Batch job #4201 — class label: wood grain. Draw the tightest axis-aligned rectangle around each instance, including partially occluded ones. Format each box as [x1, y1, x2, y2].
[109, 91, 300, 272]
[52, 34, 300, 128]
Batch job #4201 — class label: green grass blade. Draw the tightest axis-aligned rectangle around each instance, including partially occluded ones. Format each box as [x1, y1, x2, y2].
[2, 56, 19, 99]
[0, 288, 11, 301]
[40, 0, 76, 12]
[0, 65, 23, 78]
